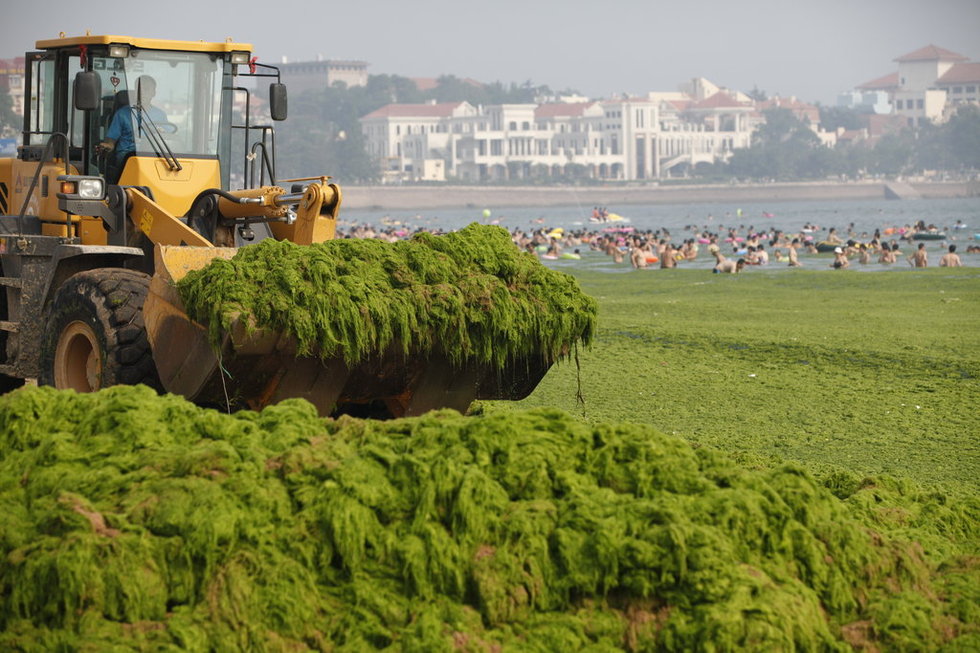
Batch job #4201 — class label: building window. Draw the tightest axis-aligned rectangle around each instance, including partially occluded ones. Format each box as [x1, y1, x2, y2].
[967, 85, 977, 93]
[953, 86, 963, 94]
[916, 99, 924, 109]
[895, 100, 903, 110]
[509, 121, 517, 130]
[522, 121, 530, 130]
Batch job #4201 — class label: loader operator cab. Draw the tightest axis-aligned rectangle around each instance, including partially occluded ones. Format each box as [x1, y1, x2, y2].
[23, 35, 287, 228]
[99, 74, 173, 183]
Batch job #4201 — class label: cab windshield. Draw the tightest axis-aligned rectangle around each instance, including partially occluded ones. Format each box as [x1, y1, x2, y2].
[93, 49, 223, 158]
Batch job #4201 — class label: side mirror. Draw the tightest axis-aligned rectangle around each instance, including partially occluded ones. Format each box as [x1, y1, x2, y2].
[73, 71, 101, 111]
[270, 83, 287, 121]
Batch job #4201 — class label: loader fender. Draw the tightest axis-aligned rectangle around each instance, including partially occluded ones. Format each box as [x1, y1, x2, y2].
[40, 244, 145, 309]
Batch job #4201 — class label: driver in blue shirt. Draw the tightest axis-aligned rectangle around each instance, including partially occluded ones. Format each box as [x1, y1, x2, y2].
[97, 75, 168, 181]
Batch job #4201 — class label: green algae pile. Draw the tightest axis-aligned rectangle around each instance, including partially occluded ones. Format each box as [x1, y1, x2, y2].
[175, 224, 597, 369]
[1, 386, 977, 651]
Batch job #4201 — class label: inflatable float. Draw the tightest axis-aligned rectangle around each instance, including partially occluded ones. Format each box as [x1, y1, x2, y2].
[911, 232, 946, 241]
[815, 241, 842, 253]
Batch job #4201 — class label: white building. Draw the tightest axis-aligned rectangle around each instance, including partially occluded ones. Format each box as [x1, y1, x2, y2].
[359, 80, 776, 183]
[360, 102, 479, 182]
[836, 89, 892, 115]
[846, 45, 980, 127]
[934, 62, 980, 110]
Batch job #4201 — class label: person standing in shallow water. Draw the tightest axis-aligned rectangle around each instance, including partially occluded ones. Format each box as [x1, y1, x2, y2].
[879, 243, 896, 264]
[939, 245, 962, 267]
[831, 247, 849, 269]
[787, 239, 802, 267]
[858, 244, 871, 265]
[909, 243, 928, 268]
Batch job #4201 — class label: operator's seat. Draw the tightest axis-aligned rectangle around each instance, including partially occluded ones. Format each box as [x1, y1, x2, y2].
[101, 90, 130, 132]
[103, 91, 132, 183]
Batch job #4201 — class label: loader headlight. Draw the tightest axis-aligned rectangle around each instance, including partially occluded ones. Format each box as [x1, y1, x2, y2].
[230, 51, 250, 65]
[57, 175, 105, 200]
[77, 178, 105, 199]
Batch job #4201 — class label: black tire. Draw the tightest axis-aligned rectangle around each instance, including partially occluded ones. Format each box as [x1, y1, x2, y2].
[39, 269, 161, 392]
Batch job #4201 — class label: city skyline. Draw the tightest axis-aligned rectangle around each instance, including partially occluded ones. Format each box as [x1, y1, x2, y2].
[2, 0, 978, 105]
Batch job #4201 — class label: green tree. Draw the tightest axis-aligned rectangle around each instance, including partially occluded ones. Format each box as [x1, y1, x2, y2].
[913, 122, 956, 172]
[835, 143, 871, 178]
[945, 104, 980, 169]
[819, 106, 863, 132]
[726, 108, 825, 180]
[275, 74, 430, 182]
[869, 131, 915, 176]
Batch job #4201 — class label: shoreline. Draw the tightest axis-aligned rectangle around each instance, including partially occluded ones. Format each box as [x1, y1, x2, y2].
[341, 180, 980, 211]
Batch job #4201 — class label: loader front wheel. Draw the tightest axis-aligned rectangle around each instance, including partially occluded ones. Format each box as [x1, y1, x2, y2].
[39, 269, 161, 393]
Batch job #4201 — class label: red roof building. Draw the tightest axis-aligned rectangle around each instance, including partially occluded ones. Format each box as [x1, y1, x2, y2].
[894, 45, 968, 63]
[847, 45, 979, 126]
[934, 62, 980, 106]
[690, 91, 749, 110]
[856, 72, 899, 92]
[756, 96, 821, 125]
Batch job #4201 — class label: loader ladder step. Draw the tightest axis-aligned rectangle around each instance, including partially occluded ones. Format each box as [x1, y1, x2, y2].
[0, 277, 22, 288]
[0, 321, 18, 332]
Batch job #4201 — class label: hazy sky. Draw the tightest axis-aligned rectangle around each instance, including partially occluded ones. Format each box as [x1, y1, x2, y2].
[4, 0, 978, 105]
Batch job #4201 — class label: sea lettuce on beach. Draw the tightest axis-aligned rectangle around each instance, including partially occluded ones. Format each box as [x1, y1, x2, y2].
[175, 223, 597, 369]
[0, 385, 976, 651]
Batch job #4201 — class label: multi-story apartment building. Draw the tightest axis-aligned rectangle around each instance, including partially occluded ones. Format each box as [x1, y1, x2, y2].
[360, 81, 772, 183]
[844, 45, 980, 127]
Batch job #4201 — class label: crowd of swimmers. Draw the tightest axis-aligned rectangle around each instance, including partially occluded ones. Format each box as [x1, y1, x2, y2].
[506, 220, 972, 272]
[333, 217, 974, 272]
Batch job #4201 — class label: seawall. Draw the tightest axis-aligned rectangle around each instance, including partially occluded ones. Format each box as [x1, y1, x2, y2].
[341, 181, 980, 211]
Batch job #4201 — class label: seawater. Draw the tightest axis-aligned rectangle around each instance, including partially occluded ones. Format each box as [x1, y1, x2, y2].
[343, 195, 980, 270]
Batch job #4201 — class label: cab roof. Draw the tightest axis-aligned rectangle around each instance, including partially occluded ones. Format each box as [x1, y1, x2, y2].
[34, 34, 253, 54]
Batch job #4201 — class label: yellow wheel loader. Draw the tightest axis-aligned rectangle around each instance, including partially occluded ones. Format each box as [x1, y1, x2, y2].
[0, 34, 552, 417]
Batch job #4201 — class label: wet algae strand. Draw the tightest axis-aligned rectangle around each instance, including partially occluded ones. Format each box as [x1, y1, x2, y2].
[1, 386, 977, 651]
[175, 223, 598, 370]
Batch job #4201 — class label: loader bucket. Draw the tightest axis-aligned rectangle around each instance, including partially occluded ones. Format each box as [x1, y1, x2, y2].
[143, 245, 552, 417]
